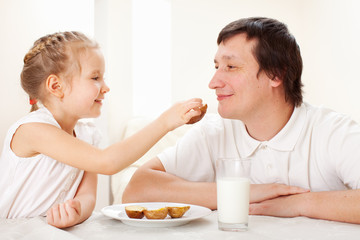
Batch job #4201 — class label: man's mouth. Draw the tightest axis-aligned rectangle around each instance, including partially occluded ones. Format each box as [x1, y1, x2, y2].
[216, 94, 233, 101]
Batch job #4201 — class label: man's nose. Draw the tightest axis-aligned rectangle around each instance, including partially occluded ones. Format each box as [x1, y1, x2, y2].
[209, 70, 225, 89]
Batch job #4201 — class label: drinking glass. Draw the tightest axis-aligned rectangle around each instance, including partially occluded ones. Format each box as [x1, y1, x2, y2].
[216, 157, 251, 231]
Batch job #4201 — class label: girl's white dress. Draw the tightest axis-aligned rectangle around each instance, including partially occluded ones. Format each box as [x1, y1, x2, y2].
[0, 107, 100, 218]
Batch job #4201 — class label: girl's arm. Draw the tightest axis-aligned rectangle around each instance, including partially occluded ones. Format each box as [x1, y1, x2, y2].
[12, 98, 204, 175]
[46, 171, 97, 228]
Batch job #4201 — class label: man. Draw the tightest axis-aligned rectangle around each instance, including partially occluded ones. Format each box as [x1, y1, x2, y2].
[123, 17, 360, 224]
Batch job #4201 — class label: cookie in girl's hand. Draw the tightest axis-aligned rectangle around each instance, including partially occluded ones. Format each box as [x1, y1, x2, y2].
[187, 104, 208, 124]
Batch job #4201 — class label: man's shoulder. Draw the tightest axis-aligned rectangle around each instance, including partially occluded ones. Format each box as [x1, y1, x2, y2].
[303, 102, 359, 129]
[303, 102, 352, 120]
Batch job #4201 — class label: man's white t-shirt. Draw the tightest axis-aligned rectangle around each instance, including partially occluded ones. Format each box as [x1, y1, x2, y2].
[158, 103, 360, 191]
[0, 107, 100, 218]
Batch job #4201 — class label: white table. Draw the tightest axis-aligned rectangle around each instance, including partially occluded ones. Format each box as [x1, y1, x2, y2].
[1, 211, 360, 240]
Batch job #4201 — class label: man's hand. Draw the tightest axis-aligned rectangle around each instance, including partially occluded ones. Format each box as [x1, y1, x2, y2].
[250, 193, 306, 217]
[251, 183, 309, 203]
[249, 184, 310, 218]
[46, 199, 82, 229]
[250, 189, 360, 223]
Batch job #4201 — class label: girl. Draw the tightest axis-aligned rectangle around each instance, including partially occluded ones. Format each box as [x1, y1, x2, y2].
[0, 31, 203, 228]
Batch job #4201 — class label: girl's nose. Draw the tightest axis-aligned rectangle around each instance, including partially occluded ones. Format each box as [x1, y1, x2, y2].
[101, 82, 110, 93]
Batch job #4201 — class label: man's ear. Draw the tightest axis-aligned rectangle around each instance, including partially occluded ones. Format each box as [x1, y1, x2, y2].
[46, 74, 64, 98]
[270, 76, 282, 88]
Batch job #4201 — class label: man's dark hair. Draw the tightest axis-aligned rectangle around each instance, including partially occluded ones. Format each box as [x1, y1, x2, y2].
[218, 17, 303, 106]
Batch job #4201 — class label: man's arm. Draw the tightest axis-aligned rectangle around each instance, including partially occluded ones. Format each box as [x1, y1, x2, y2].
[122, 157, 308, 210]
[122, 157, 218, 210]
[250, 189, 360, 224]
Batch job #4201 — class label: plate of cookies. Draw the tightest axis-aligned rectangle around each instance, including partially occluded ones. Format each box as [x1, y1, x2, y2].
[101, 202, 212, 227]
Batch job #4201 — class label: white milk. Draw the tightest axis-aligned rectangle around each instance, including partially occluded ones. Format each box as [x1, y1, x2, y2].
[217, 177, 250, 223]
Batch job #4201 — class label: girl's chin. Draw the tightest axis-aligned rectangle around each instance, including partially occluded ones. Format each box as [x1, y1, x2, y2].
[87, 111, 101, 119]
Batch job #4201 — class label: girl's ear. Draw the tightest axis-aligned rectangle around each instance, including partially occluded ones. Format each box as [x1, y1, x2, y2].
[46, 74, 64, 98]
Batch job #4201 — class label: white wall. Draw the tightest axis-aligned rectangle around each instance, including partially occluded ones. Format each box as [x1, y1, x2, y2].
[299, 0, 360, 120]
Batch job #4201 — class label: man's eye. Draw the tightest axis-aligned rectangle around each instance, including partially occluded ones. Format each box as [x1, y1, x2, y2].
[92, 77, 99, 81]
[227, 65, 236, 69]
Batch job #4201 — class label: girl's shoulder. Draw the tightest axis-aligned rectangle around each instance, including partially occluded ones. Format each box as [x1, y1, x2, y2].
[13, 107, 59, 129]
[7, 108, 59, 138]
[1, 108, 60, 160]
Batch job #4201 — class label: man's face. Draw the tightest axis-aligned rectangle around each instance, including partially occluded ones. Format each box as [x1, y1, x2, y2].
[209, 33, 272, 122]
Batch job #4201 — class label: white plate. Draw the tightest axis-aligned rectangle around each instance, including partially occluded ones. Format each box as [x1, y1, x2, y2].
[101, 202, 212, 227]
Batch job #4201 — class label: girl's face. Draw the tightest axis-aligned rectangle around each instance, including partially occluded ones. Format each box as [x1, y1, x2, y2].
[63, 48, 109, 119]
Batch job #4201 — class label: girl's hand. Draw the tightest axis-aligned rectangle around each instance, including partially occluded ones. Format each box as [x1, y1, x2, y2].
[160, 98, 204, 131]
[46, 199, 82, 229]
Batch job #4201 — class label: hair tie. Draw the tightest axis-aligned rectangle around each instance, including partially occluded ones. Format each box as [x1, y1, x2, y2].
[29, 99, 37, 105]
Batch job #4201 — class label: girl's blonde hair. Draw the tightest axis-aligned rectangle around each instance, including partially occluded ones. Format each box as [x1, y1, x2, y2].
[21, 31, 98, 112]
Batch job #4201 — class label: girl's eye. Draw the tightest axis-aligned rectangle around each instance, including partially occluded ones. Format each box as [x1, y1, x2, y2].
[92, 77, 99, 81]
[214, 65, 219, 69]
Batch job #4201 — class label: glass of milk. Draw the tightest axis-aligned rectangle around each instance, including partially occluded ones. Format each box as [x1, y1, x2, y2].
[216, 157, 251, 231]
